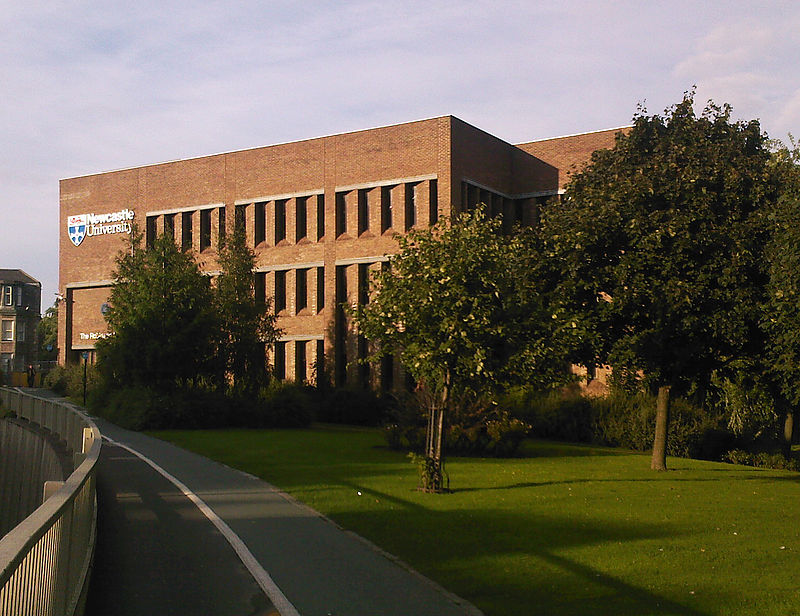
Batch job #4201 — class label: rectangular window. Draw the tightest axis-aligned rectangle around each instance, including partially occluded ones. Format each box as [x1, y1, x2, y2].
[491, 193, 502, 218]
[181, 211, 193, 250]
[381, 354, 394, 391]
[316, 194, 325, 241]
[316, 340, 325, 383]
[254, 272, 266, 304]
[296, 268, 308, 313]
[1, 320, 12, 342]
[358, 335, 370, 387]
[17, 322, 25, 342]
[381, 185, 393, 232]
[218, 206, 227, 243]
[316, 267, 325, 312]
[335, 192, 347, 237]
[429, 179, 438, 225]
[3, 286, 11, 306]
[15, 287, 21, 306]
[296, 197, 308, 242]
[200, 209, 212, 251]
[405, 182, 417, 230]
[275, 270, 287, 313]
[164, 213, 175, 239]
[235, 204, 247, 233]
[358, 263, 369, 305]
[295, 341, 307, 382]
[254, 202, 266, 245]
[146, 216, 157, 248]
[275, 199, 287, 244]
[357, 188, 369, 235]
[274, 341, 286, 380]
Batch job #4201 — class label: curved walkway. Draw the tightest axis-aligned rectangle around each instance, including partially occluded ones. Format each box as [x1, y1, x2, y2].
[31, 392, 482, 616]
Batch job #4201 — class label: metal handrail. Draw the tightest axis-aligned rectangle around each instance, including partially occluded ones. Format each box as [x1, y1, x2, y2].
[0, 388, 101, 616]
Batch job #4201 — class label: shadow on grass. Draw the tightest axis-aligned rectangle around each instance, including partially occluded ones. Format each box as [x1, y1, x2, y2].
[328, 486, 711, 616]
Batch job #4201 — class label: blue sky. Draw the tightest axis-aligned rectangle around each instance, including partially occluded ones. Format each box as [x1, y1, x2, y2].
[2, 0, 799, 302]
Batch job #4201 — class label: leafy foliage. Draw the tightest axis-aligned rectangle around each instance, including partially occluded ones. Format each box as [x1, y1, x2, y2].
[546, 92, 776, 392]
[354, 207, 573, 488]
[36, 303, 58, 363]
[543, 91, 780, 467]
[216, 227, 281, 393]
[354, 207, 573, 401]
[97, 229, 222, 392]
[763, 141, 800, 406]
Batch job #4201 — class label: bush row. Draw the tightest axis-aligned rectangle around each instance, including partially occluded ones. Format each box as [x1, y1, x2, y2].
[501, 387, 736, 461]
[723, 449, 800, 471]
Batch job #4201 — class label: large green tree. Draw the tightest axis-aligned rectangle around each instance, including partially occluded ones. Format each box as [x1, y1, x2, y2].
[762, 141, 800, 454]
[354, 208, 574, 491]
[216, 227, 281, 394]
[543, 93, 779, 470]
[97, 229, 222, 392]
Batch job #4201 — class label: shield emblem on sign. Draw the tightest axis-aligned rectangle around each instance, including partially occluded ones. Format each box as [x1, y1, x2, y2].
[68, 214, 87, 246]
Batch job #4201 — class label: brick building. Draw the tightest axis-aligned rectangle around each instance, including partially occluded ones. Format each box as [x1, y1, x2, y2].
[0, 269, 41, 381]
[58, 116, 625, 387]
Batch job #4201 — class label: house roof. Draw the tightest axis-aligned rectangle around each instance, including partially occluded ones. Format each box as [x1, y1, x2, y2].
[0, 269, 40, 284]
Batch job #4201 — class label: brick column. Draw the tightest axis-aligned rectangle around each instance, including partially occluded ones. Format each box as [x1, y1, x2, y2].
[345, 191, 358, 238]
[393, 184, 406, 232]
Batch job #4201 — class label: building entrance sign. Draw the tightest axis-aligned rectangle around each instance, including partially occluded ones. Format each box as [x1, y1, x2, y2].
[68, 209, 135, 247]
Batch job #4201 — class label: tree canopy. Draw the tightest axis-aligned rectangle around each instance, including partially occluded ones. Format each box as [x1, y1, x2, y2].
[215, 227, 281, 393]
[543, 92, 780, 469]
[354, 207, 575, 489]
[97, 229, 222, 392]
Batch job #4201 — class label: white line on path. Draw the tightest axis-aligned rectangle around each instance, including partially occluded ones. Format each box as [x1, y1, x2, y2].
[102, 435, 302, 616]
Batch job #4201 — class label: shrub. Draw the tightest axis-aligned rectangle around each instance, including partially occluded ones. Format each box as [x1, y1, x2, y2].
[315, 386, 391, 426]
[503, 386, 734, 461]
[89, 386, 234, 431]
[724, 449, 800, 471]
[44, 363, 101, 400]
[384, 393, 531, 457]
[247, 381, 314, 428]
[44, 365, 69, 395]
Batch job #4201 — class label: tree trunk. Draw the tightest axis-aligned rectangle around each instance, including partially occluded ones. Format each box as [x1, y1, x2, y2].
[651, 385, 671, 471]
[782, 410, 795, 459]
[421, 379, 449, 493]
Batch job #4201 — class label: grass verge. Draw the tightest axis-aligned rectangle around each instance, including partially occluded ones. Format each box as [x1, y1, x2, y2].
[151, 426, 800, 616]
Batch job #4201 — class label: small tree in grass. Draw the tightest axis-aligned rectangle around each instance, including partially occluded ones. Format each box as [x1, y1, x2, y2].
[353, 208, 574, 491]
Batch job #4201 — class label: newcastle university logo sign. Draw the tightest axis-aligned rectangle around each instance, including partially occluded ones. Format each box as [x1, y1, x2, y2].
[67, 209, 135, 247]
[68, 214, 88, 246]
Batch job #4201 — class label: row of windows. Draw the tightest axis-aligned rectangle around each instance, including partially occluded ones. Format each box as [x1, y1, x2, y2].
[461, 181, 552, 228]
[335, 179, 438, 238]
[273, 339, 324, 382]
[240, 194, 325, 247]
[144, 179, 440, 252]
[255, 267, 325, 316]
[145, 208, 222, 252]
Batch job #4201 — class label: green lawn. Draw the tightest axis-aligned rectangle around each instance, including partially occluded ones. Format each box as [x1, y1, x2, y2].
[152, 426, 800, 616]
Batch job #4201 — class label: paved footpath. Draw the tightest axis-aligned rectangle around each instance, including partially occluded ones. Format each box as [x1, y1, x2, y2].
[35, 391, 483, 616]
